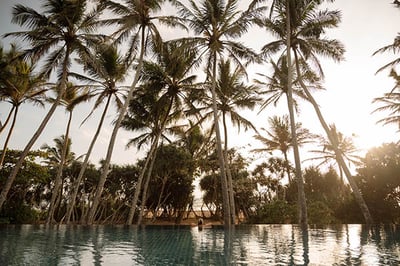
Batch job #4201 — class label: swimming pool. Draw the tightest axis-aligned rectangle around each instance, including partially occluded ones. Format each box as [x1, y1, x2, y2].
[0, 224, 399, 265]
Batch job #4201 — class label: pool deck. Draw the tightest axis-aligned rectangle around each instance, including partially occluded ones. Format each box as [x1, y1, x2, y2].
[143, 217, 223, 226]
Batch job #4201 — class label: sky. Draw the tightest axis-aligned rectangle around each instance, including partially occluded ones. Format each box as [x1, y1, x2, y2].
[0, 0, 399, 171]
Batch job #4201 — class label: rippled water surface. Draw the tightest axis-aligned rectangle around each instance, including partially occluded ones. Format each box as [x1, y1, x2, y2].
[0, 224, 399, 265]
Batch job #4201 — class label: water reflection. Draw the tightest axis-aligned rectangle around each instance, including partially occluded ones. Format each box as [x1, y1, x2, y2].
[0, 224, 399, 265]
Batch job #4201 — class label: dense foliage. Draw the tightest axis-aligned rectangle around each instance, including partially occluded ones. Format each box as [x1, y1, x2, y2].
[1, 141, 399, 224]
[0, 0, 399, 225]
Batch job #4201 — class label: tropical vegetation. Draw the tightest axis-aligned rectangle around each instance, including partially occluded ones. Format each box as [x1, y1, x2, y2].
[0, 0, 399, 226]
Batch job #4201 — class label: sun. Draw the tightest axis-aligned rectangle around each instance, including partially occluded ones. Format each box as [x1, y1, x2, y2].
[352, 125, 396, 156]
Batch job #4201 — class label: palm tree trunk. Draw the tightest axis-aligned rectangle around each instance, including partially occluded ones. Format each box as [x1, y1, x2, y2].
[283, 151, 291, 183]
[126, 94, 174, 225]
[222, 112, 236, 224]
[64, 94, 112, 224]
[126, 137, 157, 225]
[0, 106, 15, 136]
[135, 95, 175, 225]
[0, 106, 18, 168]
[137, 147, 158, 225]
[153, 174, 169, 222]
[285, 0, 307, 227]
[0, 49, 70, 211]
[46, 110, 73, 225]
[293, 51, 373, 224]
[211, 52, 231, 227]
[86, 26, 146, 225]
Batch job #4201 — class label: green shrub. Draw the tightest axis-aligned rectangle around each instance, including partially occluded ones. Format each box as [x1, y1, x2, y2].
[307, 201, 337, 224]
[249, 200, 296, 224]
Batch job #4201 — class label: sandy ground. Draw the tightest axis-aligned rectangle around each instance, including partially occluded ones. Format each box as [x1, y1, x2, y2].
[140, 210, 224, 226]
[142, 217, 223, 226]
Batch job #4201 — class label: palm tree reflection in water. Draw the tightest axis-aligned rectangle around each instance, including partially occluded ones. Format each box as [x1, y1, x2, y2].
[0, 224, 399, 265]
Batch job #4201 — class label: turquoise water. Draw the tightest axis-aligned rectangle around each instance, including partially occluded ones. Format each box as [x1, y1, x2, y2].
[0, 224, 399, 265]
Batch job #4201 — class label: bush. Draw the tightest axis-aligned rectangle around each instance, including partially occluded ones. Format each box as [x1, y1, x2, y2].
[307, 201, 337, 224]
[1, 203, 40, 224]
[249, 200, 296, 224]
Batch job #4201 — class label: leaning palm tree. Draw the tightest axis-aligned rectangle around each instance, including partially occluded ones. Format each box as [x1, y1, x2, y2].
[253, 115, 315, 183]
[254, 54, 316, 225]
[0, 0, 104, 210]
[261, 0, 373, 224]
[171, 0, 267, 226]
[124, 41, 198, 225]
[0, 44, 47, 168]
[63, 43, 129, 224]
[46, 82, 90, 224]
[121, 86, 175, 224]
[86, 0, 183, 225]
[305, 125, 362, 182]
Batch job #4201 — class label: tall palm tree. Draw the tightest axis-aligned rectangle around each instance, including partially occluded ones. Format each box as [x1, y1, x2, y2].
[0, 44, 47, 168]
[255, 0, 308, 226]
[63, 43, 129, 224]
[172, 0, 267, 226]
[123, 41, 198, 225]
[46, 82, 90, 224]
[253, 55, 320, 185]
[306, 125, 362, 181]
[121, 87, 173, 224]
[86, 0, 182, 224]
[261, 0, 372, 224]
[192, 59, 261, 222]
[0, 0, 104, 210]
[253, 115, 315, 182]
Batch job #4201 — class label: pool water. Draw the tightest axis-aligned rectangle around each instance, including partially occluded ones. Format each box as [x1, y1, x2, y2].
[0, 224, 399, 265]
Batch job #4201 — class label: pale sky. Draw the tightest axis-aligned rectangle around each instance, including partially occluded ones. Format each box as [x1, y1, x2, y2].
[0, 0, 399, 169]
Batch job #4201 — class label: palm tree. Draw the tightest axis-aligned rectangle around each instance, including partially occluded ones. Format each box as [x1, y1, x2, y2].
[63, 43, 129, 224]
[41, 136, 76, 169]
[121, 87, 173, 224]
[86, 0, 182, 225]
[253, 115, 315, 182]
[373, 7, 400, 131]
[46, 82, 90, 224]
[372, 70, 400, 131]
[306, 125, 362, 181]
[254, 56, 310, 112]
[255, 0, 308, 226]
[172, 0, 267, 226]
[0, 0, 104, 210]
[123, 41, 198, 225]
[41, 135, 75, 220]
[0, 44, 47, 168]
[373, 34, 400, 74]
[253, 55, 321, 185]
[260, 0, 373, 224]
[192, 59, 261, 222]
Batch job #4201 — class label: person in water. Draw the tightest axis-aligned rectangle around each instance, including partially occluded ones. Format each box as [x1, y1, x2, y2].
[191, 218, 211, 229]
